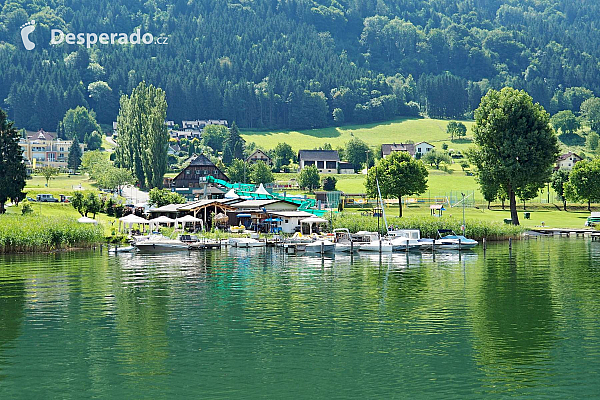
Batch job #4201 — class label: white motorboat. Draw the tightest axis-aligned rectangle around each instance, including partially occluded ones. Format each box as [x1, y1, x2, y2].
[419, 230, 478, 250]
[134, 234, 189, 253]
[386, 230, 422, 251]
[358, 239, 393, 253]
[233, 237, 266, 248]
[333, 228, 360, 252]
[304, 239, 335, 253]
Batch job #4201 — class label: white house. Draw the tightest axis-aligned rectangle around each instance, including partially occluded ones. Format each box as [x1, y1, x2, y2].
[555, 152, 583, 170]
[269, 211, 315, 233]
[414, 142, 435, 156]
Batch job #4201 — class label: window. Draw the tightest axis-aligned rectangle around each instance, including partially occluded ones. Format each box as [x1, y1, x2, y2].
[305, 161, 315, 167]
[317, 161, 324, 169]
[195, 169, 200, 174]
[326, 161, 336, 169]
[285, 220, 289, 223]
[417, 148, 422, 153]
[186, 170, 190, 175]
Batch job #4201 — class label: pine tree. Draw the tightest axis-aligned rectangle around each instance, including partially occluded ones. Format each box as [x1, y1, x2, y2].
[68, 136, 82, 171]
[0, 108, 27, 213]
[222, 122, 245, 166]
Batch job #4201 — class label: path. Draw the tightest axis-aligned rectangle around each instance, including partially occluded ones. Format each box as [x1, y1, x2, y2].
[121, 185, 149, 205]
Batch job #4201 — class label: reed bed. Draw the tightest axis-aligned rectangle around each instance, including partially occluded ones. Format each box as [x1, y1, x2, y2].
[0, 215, 104, 253]
[332, 214, 524, 241]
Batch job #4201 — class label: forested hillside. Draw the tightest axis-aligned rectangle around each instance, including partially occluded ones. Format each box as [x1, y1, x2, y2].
[1, 0, 600, 132]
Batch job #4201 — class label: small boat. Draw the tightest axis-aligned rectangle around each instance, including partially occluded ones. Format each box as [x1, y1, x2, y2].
[359, 239, 393, 253]
[233, 237, 266, 248]
[134, 234, 189, 253]
[333, 228, 359, 252]
[386, 229, 422, 251]
[304, 239, 335, 253]
[421, 230, 478, 250]
[108, 245, 137, 254]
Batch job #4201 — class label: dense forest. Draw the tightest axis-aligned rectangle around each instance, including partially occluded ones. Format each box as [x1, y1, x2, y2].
[1, 0, 600, 131]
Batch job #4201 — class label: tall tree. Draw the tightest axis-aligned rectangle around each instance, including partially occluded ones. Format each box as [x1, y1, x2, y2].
[227, 159, 250, 183]
[250, 161, 274, 184]
[273, 142, 295, 170]
[115, 82, 169, 188]
[551, 169, 570, 211]
[298, 165, 321, 191]
[470, 88, 559, 225]
[202, 125, 228, 154]
[67, 137, 82, 171]
[222, 122, 245, 166]
[62, 107, 100, 143]
[0, 109, 27, 213]
[550, 110, 580, 135]
[564, 158, 600, 211]
[345, 138, 372, 172]
[365, 151, 428, 217]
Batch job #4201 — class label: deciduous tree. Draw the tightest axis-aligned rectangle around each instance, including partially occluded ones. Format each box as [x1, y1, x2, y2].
[39, 166, 59, 187]
[365, 151, 428, 217]
[564, 158, 600, 211]
[250, 161, 274, 184]
[551, 169, 570, 211]
[298, 165, 321, 191]
[470, 88, 559, 225]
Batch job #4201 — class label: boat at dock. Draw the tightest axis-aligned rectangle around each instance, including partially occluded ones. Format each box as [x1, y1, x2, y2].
[133, 234, 190, 253]
[304, 239, 335, 253]
[386, 229, 422, 251]
[419, 230, 478, 250]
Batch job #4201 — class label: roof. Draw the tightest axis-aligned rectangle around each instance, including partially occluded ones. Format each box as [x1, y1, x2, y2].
[188, 154, 216, 167]
[149, 203, 182, 213]
[298, 150, 340, 162]
[557, 152, 583, 162]
[232, 199, 299, 209]
[177, 198, 237, 211]
[27, 129, 57, 141]
[381, 143, 415, 156]
[246, 149, 271, 160]
[270, 211, 315, 218]
[415, 142, 435, 147]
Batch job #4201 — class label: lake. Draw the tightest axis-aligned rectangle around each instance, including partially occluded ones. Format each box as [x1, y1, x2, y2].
[1, 237, 599, 398]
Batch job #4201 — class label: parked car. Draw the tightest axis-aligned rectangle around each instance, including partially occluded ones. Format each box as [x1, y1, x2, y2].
[36, 194, 59, 202]
[26, 196, 36, 202]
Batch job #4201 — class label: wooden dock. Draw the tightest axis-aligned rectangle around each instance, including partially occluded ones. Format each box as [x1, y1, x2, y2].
[530, 228, 597, 237]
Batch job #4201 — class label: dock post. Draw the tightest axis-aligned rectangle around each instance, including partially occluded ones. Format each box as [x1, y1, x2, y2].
[406, 241, 409, 252]
[350, 240, 354, 253]
[458, 239, 461, 251]
[509, 237, 512, 250]
[379, 239, 382, 253]
[483, 238, 486, 251]
[321, 241, 324, 255]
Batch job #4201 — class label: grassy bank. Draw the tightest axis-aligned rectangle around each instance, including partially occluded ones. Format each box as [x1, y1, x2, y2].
[332, 214, 525, 241]
[0, 215, 104, 253]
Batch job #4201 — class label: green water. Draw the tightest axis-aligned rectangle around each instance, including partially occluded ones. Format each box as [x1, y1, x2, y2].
[0, 238, 599, 398]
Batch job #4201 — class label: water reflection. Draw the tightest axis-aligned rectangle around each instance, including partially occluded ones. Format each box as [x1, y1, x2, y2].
[0, 239, 598, 397]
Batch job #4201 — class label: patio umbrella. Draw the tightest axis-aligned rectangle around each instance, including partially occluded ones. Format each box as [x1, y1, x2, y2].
[214, 213, 229, 222]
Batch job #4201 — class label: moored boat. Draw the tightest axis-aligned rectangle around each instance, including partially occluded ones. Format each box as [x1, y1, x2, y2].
[134, 234, 189, 253]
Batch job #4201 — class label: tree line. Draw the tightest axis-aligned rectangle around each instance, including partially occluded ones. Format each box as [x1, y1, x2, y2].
[3, 0, 600, 131]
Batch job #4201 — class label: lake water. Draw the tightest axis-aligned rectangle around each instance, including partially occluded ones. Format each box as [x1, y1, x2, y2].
[1, 238, 599, 398]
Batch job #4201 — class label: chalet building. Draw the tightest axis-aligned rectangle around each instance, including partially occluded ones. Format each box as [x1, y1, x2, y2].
[555, 152, 583, 170]
[170, 154, 229, 189]
[246, 149, 273, 166]
[19, 129, 85, 169]
[298, 150, 340, 173]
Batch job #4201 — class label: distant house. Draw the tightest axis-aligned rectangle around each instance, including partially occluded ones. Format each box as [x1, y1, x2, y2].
[182, 119, 228, 131]
[298, 150, 339, 173]
[414, 142, 435, 157]
[381, 142, 435, 158]
[555, 152, 583, 170]
[381, 143, 415, 158]
[168, 144, 181, 156]
[169, 129, 201, 140]
[246, 149, 273, 166]
[170, 154, 228, 189]
[338, 162, 355, 174]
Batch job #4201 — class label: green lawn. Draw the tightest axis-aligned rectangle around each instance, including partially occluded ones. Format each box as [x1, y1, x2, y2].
[24, 174, 97, 197]
[242, 117, 476, 153]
